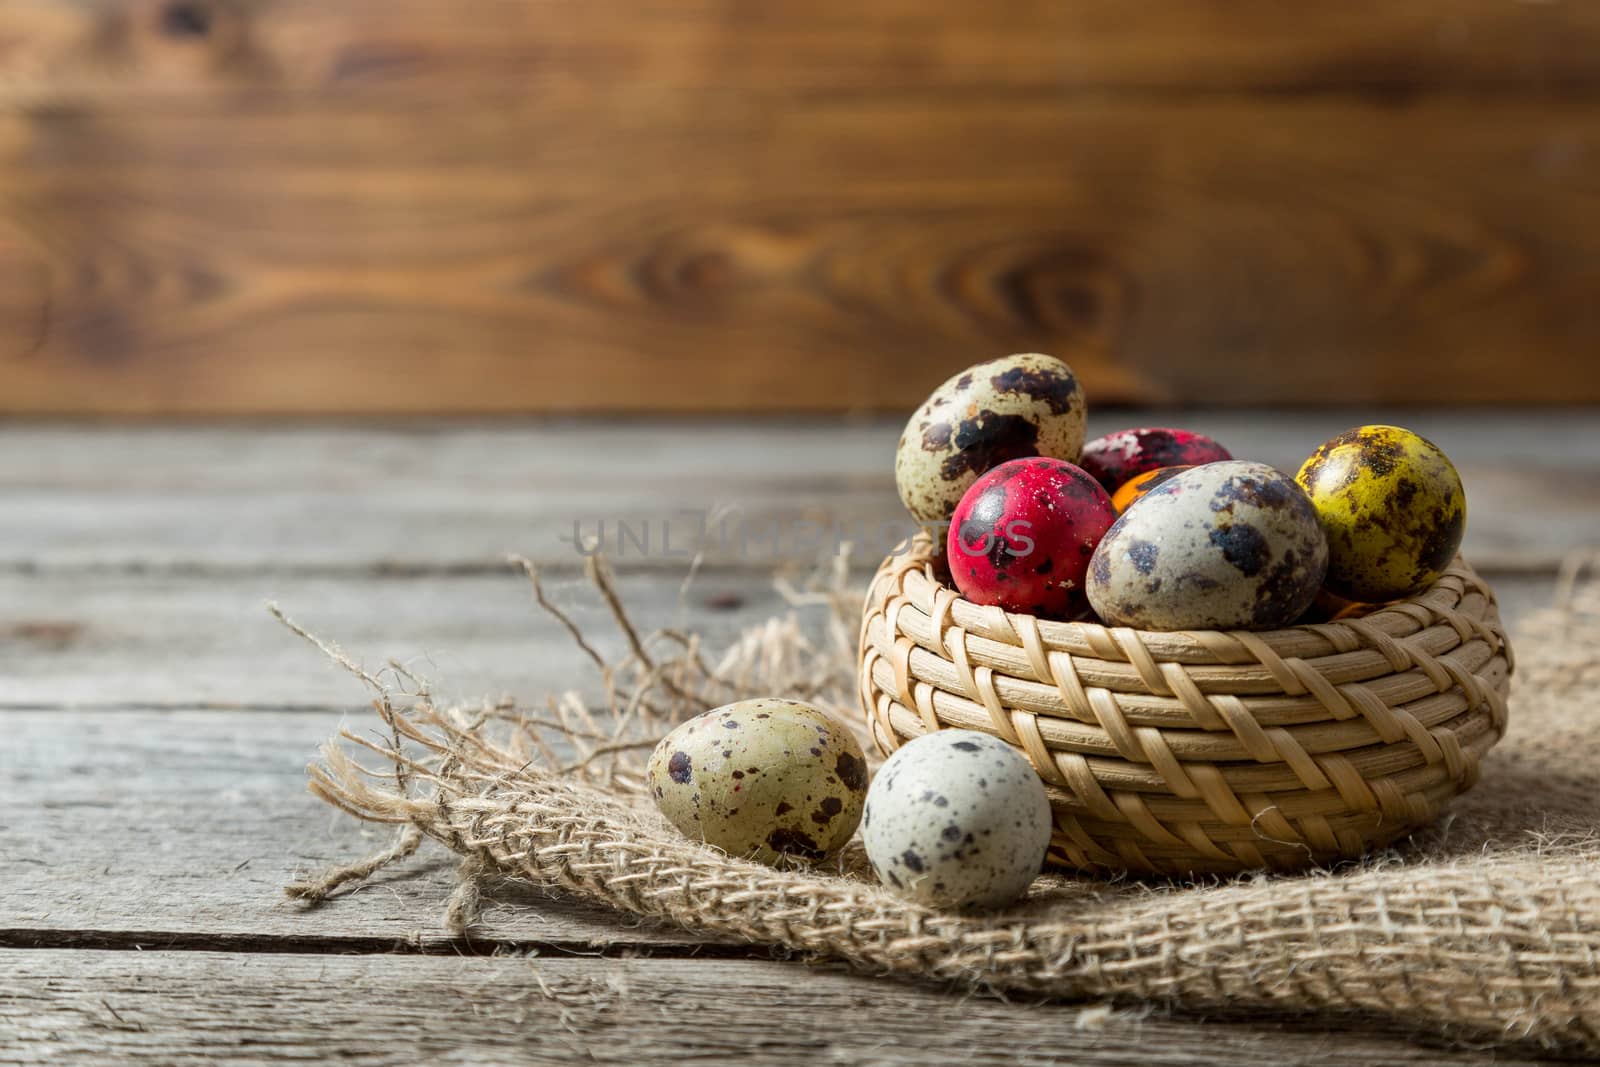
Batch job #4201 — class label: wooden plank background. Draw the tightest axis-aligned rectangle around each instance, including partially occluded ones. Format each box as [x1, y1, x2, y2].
[0, 0, 1598, 413]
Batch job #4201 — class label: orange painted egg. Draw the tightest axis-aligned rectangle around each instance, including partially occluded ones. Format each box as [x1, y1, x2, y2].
[1309, 588, 1378, 622]
[1110, 465, 1193, 514]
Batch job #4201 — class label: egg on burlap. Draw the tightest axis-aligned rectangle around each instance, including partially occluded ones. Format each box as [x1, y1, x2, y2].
[647, 698, 868, 865]
[862, 730, 1051, 909]
[894, 353, 1087, 523]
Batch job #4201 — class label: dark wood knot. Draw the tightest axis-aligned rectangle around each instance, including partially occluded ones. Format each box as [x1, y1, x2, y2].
[160, 1, 212, 38]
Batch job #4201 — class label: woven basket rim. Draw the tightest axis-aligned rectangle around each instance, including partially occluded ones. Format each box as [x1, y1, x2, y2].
[877, 533, 1499, 663]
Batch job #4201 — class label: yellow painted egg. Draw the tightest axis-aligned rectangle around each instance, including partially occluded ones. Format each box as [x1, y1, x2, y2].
[647, 698, 867, 865]
[894, 353, 1086, 523]
[1295, 425, 1466, 602]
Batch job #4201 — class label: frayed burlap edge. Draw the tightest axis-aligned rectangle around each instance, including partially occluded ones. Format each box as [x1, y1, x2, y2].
[277, 552, 1600, 1054]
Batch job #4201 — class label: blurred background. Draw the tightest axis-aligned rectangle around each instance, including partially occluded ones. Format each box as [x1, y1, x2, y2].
[2, 0, 1598, 416]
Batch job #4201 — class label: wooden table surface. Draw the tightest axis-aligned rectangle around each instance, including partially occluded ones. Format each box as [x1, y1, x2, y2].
[4, 411, 1597, 1065]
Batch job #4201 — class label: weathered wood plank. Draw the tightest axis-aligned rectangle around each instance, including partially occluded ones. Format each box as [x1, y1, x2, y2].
[0, 570, 1559, 709]
[0, 567, 1562, 940]
[0, 708, 721, 950]
[4, 0, 1600, 100]
[2, 415, 1594, 571]
[0, 569, 805, 708]
[3, 95, 1600, 413]
[0, 949, 1555, 1066]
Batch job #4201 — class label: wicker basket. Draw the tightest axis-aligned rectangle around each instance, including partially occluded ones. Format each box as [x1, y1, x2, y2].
[857, 536, 1513, 877]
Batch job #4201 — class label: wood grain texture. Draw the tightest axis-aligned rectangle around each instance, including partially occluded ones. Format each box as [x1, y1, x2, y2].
[2, 415, 1596, 571]
[0, 566, 1560, 709]
[0, 570, 803, 708]
[5, 950, 1551, 1067]
[4, 0, 1600, 99]
[1, 3, 1599, 411]
[0, 709, 725, 950]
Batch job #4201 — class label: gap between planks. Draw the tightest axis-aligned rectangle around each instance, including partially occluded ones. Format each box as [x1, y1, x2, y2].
[0, 927, 767, 960]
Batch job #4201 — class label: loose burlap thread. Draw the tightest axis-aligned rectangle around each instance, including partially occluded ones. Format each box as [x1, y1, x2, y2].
[281, 554, 1600, 1054]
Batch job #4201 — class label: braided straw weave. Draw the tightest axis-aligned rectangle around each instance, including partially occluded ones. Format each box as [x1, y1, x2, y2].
[859, 536, 1513, 876]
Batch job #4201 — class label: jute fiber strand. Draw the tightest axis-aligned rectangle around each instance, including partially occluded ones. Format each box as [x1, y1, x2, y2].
[282, 554, 1600, 1053]
[860, 538, 1512, 875]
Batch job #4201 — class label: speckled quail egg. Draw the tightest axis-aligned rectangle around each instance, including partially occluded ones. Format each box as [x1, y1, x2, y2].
[1086, 461, 1329, 631]
[1295, 425, 1466, 602]
[647, 698, 867, 865]
[895, 353, 1087, 523]
[862, 729, 1052, 909]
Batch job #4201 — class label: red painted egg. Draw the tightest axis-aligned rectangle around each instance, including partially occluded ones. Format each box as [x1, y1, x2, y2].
[1078, 428, 1232, 492]
[946, 457, 1116, 619]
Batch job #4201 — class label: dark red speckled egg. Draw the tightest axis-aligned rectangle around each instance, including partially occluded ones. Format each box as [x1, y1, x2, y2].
[946, 457, 1116, 619]
[1078, 427, 1232, 492]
